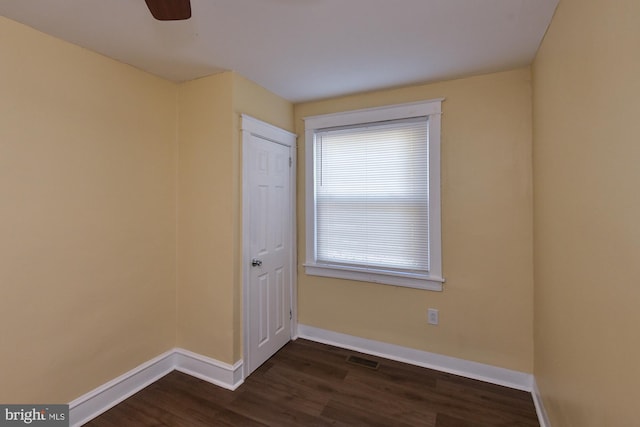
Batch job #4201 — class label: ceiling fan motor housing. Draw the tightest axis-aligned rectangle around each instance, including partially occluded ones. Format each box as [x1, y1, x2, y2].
[144, 0, 191, 21]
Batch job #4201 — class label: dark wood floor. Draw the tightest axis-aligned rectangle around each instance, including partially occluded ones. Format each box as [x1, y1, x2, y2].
[85, 339, 539, 426]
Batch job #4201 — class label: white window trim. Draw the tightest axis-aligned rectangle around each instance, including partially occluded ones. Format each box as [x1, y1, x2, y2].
[304, 99, 444, 291]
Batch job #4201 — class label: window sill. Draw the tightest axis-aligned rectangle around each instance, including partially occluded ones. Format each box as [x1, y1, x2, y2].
[304, 263, 444, 291]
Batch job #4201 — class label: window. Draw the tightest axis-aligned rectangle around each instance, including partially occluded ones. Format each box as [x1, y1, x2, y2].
[304, 99, 444, 291]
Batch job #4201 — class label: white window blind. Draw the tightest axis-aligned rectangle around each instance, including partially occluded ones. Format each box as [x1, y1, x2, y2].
[314, 117, 429, 274]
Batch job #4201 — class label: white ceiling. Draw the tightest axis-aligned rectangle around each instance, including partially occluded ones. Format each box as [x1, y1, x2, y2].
[0, 0, 558, 102]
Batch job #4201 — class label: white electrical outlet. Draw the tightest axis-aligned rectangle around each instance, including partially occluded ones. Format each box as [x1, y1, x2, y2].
[427, 308, 439, 325]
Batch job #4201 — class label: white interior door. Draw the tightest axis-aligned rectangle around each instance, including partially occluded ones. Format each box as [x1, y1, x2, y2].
[242, 116, 296, 377]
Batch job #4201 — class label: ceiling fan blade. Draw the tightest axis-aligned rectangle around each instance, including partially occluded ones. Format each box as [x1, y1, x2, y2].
[144, 0, 191, 21]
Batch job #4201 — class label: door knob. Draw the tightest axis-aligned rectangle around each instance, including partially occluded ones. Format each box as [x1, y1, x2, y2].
[251, 258, 263, 267]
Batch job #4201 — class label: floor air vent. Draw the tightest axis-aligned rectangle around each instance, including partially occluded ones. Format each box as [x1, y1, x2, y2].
[346, 355, 380, 370]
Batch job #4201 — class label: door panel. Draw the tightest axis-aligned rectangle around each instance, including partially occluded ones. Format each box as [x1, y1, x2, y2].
[258, 273, 269, 345]
[274, 266, 285, 333]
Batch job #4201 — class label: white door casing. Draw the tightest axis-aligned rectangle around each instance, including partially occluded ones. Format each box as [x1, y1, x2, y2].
[241, 115, 297, 377]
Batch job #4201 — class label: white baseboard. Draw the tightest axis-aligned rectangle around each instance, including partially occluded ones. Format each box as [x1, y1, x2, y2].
[297, 324, 534, 392]
[174, 348, 244, 391]
[68, 348, 244, 427]
[532, 379, 552, 427]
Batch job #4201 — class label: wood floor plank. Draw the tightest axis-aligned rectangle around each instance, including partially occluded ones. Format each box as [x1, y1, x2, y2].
[321, 397, 434, 427]
[247, 366, 334, 416]
[336, 370, 439, 422]
[84, 339, 539, 427]
[435, 412, 490, 427]
[435, 378, 538, 424]
[228, 388, 336, 427]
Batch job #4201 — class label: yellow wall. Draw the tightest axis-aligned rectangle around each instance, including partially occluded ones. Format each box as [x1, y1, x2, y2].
[0, 17, 178, 403]
[176, 72, 293, 363]
[176, 72, 236, 363]
[532, 0, 640, 424]
[295, 68, 534, 372]
[232, 73, 294, 133]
